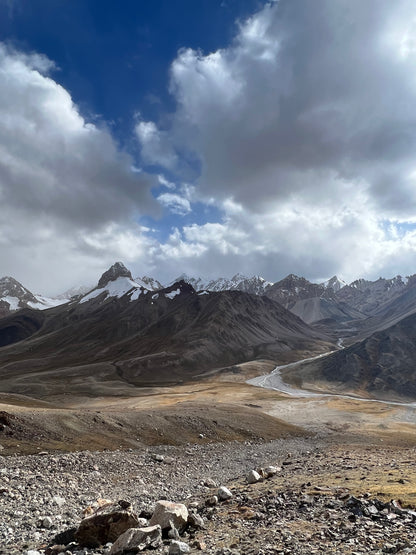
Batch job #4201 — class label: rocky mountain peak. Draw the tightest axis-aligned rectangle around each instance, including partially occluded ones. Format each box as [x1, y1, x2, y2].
[0, 275, 37, 304]
[97, 262, 132, 289]
[230, 273, 248, 283]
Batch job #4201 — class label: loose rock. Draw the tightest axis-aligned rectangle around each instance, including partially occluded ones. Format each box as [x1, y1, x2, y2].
[109, 525, 162, 554]
[218, 486, 233, 500]
[247, 470, 262, 484]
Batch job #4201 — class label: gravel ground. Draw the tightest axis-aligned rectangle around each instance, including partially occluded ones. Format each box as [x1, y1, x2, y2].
[2, 436, 416, 554]
[0, 437, 318, 554]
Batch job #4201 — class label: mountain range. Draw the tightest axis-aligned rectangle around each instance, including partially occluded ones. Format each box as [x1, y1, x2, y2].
[0, 268, 410, 321]
[0, 262, 329, 399]
[1, 262, 416, 401]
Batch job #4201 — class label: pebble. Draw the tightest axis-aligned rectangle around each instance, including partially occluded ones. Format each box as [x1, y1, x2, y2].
[247, 470, 262, 484]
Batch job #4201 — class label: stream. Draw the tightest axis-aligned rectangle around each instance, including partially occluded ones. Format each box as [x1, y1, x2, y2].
[247, 342, 416, 409]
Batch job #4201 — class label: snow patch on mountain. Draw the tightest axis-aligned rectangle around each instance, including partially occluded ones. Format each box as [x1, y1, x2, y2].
[3, 296, 20, 311]
[165, 288, 181, 299]
[0, 276, 69, 313]
[321, 276, 347, 292]
[28, 296, 70, 310]
[80, 276, 141, 304]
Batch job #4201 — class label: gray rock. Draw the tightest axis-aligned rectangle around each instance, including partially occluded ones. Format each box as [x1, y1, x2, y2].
[40, 516, 53, 529]
[109, 525, 162, 554]
[52, 495, 66, 508]
[264, 465, 281, 477]
[169, 539, 191, 554]
[206, 495, 218, 506]
[167, 521, 180, 539]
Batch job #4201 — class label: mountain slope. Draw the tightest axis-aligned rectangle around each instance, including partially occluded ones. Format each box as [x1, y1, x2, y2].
[265, 274, 332, 306]
[335, 276, 409, 315]
[264, 274, 367, 326]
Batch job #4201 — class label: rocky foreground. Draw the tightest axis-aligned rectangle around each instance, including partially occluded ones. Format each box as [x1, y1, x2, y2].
[2, 436, 416, 555]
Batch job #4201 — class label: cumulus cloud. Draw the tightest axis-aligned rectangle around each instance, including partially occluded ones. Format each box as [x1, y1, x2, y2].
[0, 43, 158, 293]
[136, 0, 416, 281]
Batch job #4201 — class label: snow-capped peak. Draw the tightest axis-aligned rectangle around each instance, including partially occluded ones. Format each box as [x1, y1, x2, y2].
[80, 276, 145, 304]
[97, 262, 132, 289]
[321, 275, 347, 292]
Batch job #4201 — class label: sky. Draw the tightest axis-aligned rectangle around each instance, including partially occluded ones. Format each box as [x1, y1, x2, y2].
[2, 0, 416, 294]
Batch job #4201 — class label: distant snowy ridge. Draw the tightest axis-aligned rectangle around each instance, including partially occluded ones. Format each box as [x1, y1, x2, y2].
[172, 273, 273, 295]
[0, 276, 69, 315]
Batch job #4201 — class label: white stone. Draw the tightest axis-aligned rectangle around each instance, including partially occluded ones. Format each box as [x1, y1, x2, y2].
[52, 495, 66, 507]
[247, 470, 262, 484]
[264, 465, 281, 477]
[217, 486, 233, 500]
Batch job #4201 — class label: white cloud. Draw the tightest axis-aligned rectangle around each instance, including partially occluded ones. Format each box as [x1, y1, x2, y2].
[135, 120, 177, 168]
[157, 192, 191, 215]
[5, 2, 416, 292]
[135, 0, 416, 283]
[158, 174, 176, 189]
[0, 43, 158, 293]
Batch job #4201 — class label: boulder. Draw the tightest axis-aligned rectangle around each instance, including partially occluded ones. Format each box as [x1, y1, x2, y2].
[109, 525, 162, 554]
[75, 500, 139, 547]
[149, 501, 188, 531]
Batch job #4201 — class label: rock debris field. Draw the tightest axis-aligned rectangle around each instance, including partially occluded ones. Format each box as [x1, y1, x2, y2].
[2, 436, 416, 554]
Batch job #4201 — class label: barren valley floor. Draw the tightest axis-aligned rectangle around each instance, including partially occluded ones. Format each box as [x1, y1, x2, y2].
[1, 359, 416, 554]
